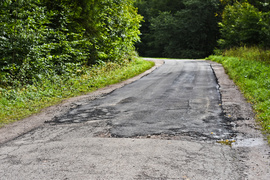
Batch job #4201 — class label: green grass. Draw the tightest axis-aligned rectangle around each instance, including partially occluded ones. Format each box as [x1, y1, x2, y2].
[206, 47, 270, 143]
[0, 58, 155, 127]
[222, 46, 270, 64]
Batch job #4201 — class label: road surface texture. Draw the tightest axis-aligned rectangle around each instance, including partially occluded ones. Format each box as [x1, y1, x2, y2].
[0, 59, 269, 180]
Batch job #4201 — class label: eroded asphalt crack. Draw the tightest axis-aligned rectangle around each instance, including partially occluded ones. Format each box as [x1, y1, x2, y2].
[0, 59, 269, 180]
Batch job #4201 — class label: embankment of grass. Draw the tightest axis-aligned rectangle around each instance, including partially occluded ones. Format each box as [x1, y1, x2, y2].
[206, 53, 270, 142]
[220, 46, 270, 64]
[0, 58, 155, 127]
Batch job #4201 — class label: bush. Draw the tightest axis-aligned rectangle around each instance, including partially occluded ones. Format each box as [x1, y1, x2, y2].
[0, 0, 142, 87]
[218, 2, 270, 49]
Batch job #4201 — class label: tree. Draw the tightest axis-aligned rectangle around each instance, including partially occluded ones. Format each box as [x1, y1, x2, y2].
[218, 1, 270, 49]
[0, 0, 51, 84]
[44, 0, 142, 64]
[0, 0, 142, 86]
[135, 0, 220, 58]
[135, 0, 185, 57]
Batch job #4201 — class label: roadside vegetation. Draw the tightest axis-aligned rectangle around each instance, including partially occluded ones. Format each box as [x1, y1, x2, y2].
[0, 0, 142, 87]
[206, 1, 270, 142]
[206, 0, 270, 142]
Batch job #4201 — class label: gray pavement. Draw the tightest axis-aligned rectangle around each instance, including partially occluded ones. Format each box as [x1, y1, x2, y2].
[0, 59, 269, 180]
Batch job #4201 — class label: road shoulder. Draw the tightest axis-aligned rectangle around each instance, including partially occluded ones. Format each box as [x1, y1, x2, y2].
[208, 60, 270, 180]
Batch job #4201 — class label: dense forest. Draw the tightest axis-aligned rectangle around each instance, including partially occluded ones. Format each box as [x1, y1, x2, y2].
[135, 0, 270, 58]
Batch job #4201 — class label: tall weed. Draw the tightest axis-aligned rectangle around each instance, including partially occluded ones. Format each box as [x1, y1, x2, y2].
[223, 46, 270, 64]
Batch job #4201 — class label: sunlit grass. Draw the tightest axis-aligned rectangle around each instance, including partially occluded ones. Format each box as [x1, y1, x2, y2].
[207, 47, 270, 143]
[0, 58, 154, 127]
[222, 46, 270, 64]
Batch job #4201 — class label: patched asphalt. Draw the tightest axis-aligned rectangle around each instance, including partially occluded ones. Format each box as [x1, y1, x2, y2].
[0, 59, 269, 180]
[51, 60, 233, 140]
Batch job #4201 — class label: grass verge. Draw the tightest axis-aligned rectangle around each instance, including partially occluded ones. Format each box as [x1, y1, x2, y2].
[206, 51, 270, 143]
[219, 46, 270, 64]
[0, 58, 155, 127]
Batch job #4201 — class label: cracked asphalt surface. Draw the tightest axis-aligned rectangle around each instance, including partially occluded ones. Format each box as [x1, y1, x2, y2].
[0, 59, 269, 180]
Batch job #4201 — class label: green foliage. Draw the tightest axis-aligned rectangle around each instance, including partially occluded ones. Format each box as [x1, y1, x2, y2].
[1, 0, 49, 85]
[152, 0, 220, 58]
[0, 58, 154, 126]
[135, 0, 220, 58]
[135, 0, 186, 55]
[218, 1, 270, 49]
[135, 0, 270, 57]
[222, 46, 270, 64]
[0, 0, 142, 86]
[220, 0, 270, 12]
[207, 50, 270, 142]
[57, 0, 143, 63]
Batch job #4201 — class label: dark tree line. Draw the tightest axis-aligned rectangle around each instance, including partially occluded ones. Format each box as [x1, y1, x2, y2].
[135, 0, 221, 58]
[135, 0, 270, 58]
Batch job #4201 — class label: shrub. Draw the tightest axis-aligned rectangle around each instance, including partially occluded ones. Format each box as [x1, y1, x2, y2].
[218, 2, 270, 49]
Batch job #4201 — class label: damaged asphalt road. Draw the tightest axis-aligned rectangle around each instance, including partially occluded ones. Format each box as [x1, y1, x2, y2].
[0, 59, 269, 180]
[52, 60, 231, 140]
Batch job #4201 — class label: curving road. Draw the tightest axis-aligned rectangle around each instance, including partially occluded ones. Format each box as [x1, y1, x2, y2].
[0, 59, 269, 180]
